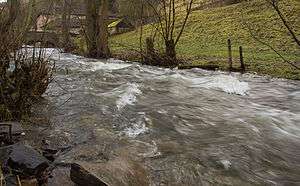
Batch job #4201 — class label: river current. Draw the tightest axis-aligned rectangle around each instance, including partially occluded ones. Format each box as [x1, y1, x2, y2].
[27, 49, 300, 185]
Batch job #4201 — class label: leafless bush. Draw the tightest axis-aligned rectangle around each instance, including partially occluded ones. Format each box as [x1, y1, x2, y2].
[140, 0, 194, 67]
[0, 2, 54, 121]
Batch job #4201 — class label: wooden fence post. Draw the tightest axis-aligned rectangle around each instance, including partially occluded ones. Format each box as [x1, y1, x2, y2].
[227, 39, 233, 71]
[239, 46, 245, 72]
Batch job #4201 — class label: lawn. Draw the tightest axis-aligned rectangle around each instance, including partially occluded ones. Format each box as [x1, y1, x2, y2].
[110, 0, 300, 79]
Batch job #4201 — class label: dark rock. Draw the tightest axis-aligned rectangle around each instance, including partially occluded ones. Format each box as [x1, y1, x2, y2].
[3, 175, 18, 186]
[40, 138, 72, 161]
[7, 143, 49, 177]
[0, 122, 25, 146]
[0, 145, 12, 162]
[48, 167, 75, 186]
[70, 163, 108, 186]
[0, 122, 25, 136]
[41, 148, 59, 162]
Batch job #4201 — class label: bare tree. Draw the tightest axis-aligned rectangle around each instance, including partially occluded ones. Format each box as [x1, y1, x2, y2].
[97, 0, 110, 58]
[62, 0, 73, 52]
[85, 0, 110, 58]
[85, 0, 100, 57]
[146, 0, 194, 62]
[118, 0, 156, 29]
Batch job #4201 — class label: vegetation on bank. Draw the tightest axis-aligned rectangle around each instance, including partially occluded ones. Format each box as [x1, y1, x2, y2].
[109, 0, 300, 79]
[0, 1, 53, 121]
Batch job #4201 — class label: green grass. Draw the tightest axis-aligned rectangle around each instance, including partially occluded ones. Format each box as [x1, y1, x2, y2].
[110, 0, 300, 79]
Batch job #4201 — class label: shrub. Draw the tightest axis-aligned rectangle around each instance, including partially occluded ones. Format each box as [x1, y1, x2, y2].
[0, 47, 54, 121]
[0, 2, 54, 121]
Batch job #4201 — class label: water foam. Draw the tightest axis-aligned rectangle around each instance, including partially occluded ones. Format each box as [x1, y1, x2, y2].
[139, 141, 161, 158]
[123, 112, 149, 138]
[90, 61, 132, 71]
[171, 73, 250, 96]
[205, 75, 250, 96]
[116, 83, 142, 110]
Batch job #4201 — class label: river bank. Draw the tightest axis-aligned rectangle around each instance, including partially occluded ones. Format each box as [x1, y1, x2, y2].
[108, 0, 300, 80]
[110, 50, 300, 80]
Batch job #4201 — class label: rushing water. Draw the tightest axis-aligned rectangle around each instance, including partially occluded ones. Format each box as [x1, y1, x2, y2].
[27, 49, 300, 185]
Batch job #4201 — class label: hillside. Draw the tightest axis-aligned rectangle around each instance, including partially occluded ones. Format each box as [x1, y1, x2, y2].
[110, 0, 300, 79]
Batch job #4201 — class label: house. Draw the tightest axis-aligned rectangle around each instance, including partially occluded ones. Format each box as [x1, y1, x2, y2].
[108, 18, 134, 35]
[33, 1, 120, 36]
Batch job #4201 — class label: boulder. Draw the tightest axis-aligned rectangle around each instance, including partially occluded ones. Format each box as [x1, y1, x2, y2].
[0, 122, 25, 146]
[70, 163, 108, 186]
[7, 143, 49, 177]
[48, 167, 75, 186]
[0, 122, 25, 136]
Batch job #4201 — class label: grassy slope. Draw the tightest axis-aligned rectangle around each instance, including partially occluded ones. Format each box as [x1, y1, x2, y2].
[110, 0, 300, 79]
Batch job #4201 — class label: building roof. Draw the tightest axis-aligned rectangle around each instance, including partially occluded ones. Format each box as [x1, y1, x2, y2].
[108, 19, 124, 28]
[108, 18, 134, 28]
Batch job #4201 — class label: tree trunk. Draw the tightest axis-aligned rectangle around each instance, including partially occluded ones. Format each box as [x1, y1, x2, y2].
[62, 0, 72, 52]
[146, 37, 154, 57]
[85, 0, 110, 58]
[85, 0, 100, 58]
[165, 39, 176, 60]
[97, 0, 110, 58]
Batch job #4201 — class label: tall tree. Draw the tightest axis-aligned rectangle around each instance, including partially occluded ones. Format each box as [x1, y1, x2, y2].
[62, 0, 72, 51]
[85, 0, 110, 58]
[85, 0, 99, 57]
[97, 0, 110, 58]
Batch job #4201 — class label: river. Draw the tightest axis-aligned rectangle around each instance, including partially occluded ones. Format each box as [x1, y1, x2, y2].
[26, 49, 300, 185]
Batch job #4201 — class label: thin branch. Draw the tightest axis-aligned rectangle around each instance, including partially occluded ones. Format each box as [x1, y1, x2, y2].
[145, 0, 167, 41]
[170, 0, 176, 39]
[269, 0, 300, 48]
[175, 0, 194, 46]
[243, 17, 300, 70]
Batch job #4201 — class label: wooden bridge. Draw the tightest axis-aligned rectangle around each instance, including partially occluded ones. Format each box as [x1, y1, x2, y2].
[25, 31, 60, 47]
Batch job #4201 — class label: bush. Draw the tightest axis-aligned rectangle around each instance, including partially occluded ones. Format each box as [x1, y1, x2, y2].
[0, 48, 54, 121]
[0, 3, 54, 121]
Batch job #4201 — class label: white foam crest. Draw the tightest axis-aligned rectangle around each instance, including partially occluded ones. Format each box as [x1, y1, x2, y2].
[124, 113, 149, 138]
[139, 141, 161, 158]
[169, 73, 250, 96]
[205, 75, 250, 96]
[220, 160, 232, 170]
[90, 61, 132, 71]
[116, 83, 142, 110]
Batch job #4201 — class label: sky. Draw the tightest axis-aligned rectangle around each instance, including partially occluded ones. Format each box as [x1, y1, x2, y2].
[0, 0, 6, 2]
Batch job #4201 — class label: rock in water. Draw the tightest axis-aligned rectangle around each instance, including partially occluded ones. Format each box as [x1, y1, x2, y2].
[0, 122, 25, 145]
[7, 143, 49, 176]
[70, 163, 108, 186]
[48, 167, 74, 186]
